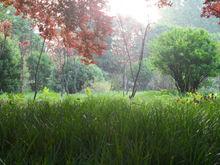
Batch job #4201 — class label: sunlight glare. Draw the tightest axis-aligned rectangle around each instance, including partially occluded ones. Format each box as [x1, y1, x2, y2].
[109, 0, 161, 24]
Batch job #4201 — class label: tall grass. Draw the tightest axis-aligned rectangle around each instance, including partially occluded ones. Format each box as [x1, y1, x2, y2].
[0, 92, 220, 164]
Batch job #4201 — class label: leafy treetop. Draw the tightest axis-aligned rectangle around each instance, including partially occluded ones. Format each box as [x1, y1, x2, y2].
[150, 28, 219, 93]
[0, 0, 113, 63]
[202, 0, 220, 20]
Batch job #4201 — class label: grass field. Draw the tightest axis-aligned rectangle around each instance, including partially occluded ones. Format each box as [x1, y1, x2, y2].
[0, 91, 220, 164]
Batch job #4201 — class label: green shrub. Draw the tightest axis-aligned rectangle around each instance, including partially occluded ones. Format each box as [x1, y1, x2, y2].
[150, 28, 219, 93]
[128, 59, 152, 90]
[27, 51, 53, 91]
[0, 35, 20, 92]
[51, 57, 106, 93]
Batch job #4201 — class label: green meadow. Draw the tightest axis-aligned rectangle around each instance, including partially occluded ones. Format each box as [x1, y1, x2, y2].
[0, 91, 220, 164]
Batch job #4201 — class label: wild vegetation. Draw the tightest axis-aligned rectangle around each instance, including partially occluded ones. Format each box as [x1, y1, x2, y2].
[1, 0, 220, 164]
[0, 91, 220, 164]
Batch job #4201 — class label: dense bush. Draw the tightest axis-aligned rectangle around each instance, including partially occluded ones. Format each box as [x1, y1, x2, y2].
[27, 51, 53, 91]
[0, 35, 20, 92]
[52, 58, 105, 93]
[128, 59, 152, 90]
[151, 28, 219, 93]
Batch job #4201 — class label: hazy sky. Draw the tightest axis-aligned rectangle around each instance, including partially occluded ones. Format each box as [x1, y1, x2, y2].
[109, 0, 161, 24]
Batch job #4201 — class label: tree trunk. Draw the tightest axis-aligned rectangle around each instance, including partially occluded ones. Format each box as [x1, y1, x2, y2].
[60, 51, 67, 96]
[33, 39, 46, 100]
[122, 64, 127, 96]
[118, 16, 135, 82]
[130, 24, 150, 99]
[73, 57, 79, 93]
[63, 53, 69, 94]
[20, 51, 25, 93]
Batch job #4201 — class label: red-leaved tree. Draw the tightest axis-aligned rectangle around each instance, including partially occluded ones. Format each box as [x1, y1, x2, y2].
[11, 0, 112, 62]
[202, 0, 220, 20]
[0, 20, 12, 55]
[0, 0, 112, 99]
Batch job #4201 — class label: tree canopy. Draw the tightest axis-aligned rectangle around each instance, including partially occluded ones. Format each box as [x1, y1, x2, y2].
[0, 0, 113, 63]
[150, 28, 219, 93]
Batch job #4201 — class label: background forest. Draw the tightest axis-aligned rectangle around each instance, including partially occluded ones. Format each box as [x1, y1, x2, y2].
[1, 0, 220, 95]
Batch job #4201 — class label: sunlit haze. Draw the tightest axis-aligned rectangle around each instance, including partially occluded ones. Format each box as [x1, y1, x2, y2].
[109, 0, 161, 24]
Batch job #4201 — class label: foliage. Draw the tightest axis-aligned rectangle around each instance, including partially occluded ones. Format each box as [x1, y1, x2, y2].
[110, 74, 124, 90]
[148, 71, 175, 90]
[0, 5, 32, 37]
[87, 63, 106, 82]
[37, 87, 60, 103]
[0, 0, 112, 63]
[85, 87, 93, 96]
[95, 50, 121, 75]
[1, 91, 220, 164]
[0, 20, 12, 37]
[27, 51, 53, 91]
[202, 0, 220, 23]
[91, 81, 112, 92]
[0, 34, 20, 92]
[128, 59, 152, 90]
[176, 92, 217, 105]
[197, 74, 220, 94]
[160, 0, 220, 33]
[52, 57, 105, 94]
[150, 27, 219, 93]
